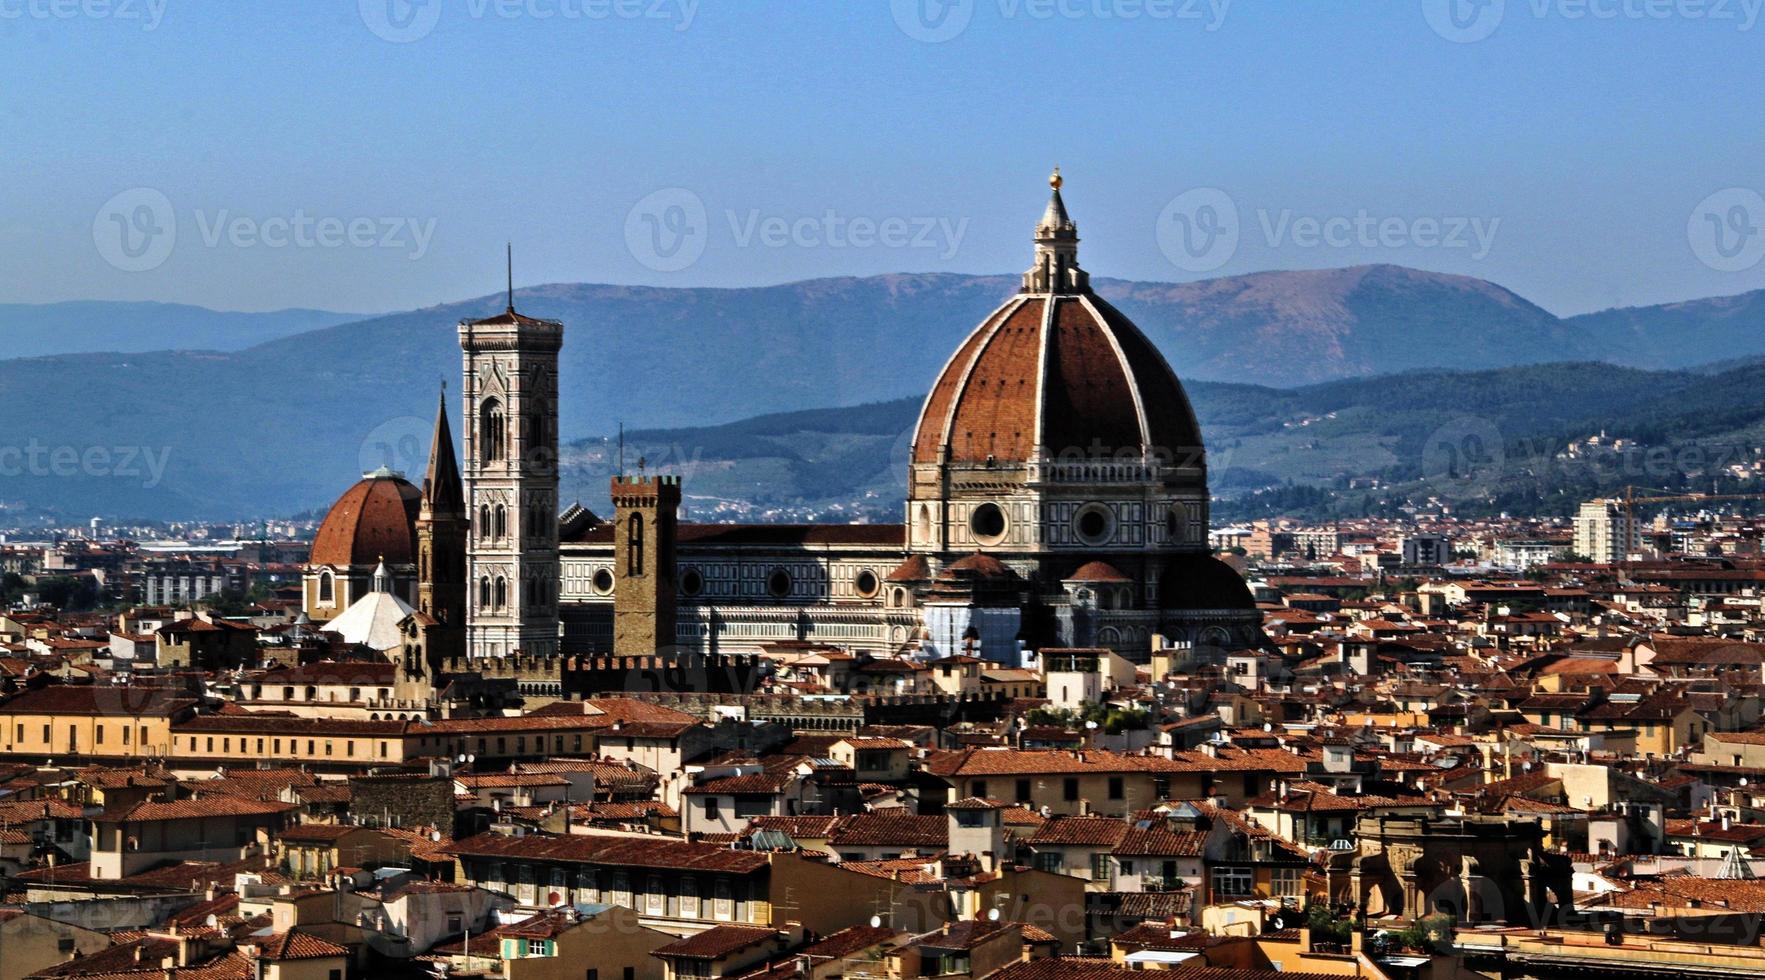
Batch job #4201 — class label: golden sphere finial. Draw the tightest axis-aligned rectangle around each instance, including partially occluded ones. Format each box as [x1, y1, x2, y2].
[1049, 166, 1063, 190]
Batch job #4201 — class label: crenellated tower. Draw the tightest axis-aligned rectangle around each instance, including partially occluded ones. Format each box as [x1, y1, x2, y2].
[611, 475, 680, 657]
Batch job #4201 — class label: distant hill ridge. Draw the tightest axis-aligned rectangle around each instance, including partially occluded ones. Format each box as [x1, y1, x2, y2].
[5, 265, 1765, 521]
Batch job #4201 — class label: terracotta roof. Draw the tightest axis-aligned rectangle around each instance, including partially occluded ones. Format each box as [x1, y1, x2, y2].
[1067, 561, 1131, 583]
[828, 813, 948, 849]
[444, 831, 769, 873]
[926, 748, 1206, 777]
[1112, 824, 1207, 858]
[911, 919, 1015, 951]
[944, 552, 1016, 580]
[96, 796, 296, 823]
[1029, 816, 1131, 847]
[654, 925, 779, 960]
[250, 930, 349, 961]
[0, 686, 196, 717]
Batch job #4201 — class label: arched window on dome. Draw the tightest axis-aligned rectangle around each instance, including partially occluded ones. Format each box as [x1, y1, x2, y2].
[494, 576, 508, 610]
[480, 398, 506, 463]
[318, 571, 334, 604]
[494, 504, 507, 540]
[627, 514, 645, 577]
[915, 504, 931, 544]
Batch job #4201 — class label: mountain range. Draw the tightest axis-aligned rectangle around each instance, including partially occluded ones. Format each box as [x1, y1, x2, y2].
[4, 264, 1765, 523]
[0, 302, 363, 360]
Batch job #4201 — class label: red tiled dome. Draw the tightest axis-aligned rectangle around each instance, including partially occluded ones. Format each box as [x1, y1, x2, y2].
[1066, 561, 1132, 583]
[310, 470, 421, 568]
[943, 552, 1016, 580]
[911, 280, 1203, 466]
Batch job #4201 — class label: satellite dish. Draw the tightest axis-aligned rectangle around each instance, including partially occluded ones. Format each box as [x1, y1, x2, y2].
[1085, 721, 1099, 730]
[1264, 723, 1273, 732]
[987, 908, 1001, 922]
[1741, 778, 1750, 787]
[870, 916, 883, 928]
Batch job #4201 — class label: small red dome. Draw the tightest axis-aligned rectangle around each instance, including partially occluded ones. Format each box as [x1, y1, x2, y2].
[310, 470, 421, 568]
[1066, 561, 1132, 583]
[943, 552, 1016, 580]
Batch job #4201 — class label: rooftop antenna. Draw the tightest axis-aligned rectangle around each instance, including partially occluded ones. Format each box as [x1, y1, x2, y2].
[506, 242, 515, 312]
[617, 421, 625, 476]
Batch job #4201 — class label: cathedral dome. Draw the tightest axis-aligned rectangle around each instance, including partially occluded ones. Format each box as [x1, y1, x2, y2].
[310, 467, 422, 568]
[911, 173, 1204, 466]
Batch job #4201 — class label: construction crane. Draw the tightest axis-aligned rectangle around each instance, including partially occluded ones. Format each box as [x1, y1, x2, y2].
[1619, 485, 1765, 537]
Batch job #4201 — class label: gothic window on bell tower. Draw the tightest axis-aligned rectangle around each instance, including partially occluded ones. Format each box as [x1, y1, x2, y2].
[481, 398, 506, 463]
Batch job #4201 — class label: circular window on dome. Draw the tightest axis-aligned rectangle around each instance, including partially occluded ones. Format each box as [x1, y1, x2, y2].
[854, 569, 880, 599]
[680, 568, 704, 597]
[768, 568, 794, 598]
[970, 503, 1008, 546]
[1074, 504, 1115, 545]
[592, 569, 614, 595]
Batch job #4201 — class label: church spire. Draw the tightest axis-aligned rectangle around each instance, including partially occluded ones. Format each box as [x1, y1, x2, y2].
[1023, 167, 1088, 294]
[421, 388, 465, 517]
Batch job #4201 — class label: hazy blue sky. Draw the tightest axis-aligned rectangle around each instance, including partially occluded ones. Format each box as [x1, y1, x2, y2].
[5, 0, 1764, 315]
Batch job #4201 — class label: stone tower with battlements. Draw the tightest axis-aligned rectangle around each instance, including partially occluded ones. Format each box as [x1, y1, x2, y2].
[460, 299, 563, 658]
[611, 475, 680, 657]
